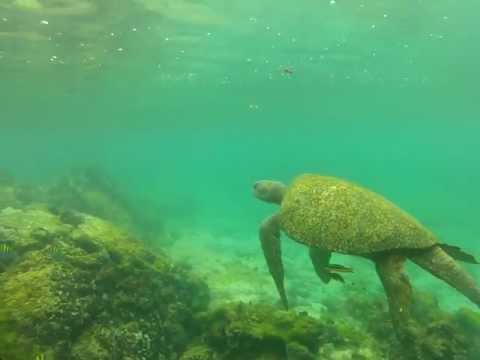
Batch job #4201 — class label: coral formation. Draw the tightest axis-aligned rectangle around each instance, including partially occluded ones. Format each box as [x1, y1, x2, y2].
[0, 170, 22, 209]
[1, 171, 479, 360]
[46, 167, 136, 228]
[322, 288, 480, 360]
[181, 300, 385, 360]
[0, 207, 208, 360]
[0, 168, 166, 243]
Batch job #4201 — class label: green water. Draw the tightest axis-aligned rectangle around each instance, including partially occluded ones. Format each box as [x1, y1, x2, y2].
[2, 1, 479, 241]
[1, 1, 479, 358]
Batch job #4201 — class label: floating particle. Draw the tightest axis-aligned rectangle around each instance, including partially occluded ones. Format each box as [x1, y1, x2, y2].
[2, 17, 7, 22]
[165, 37, 169, 41]
[41, 20, 49, 25]
[117, 47, 124, 52]
[330, 0, 336, 5]
[384, 14, 388, 18]
[110, 32, 115, 36]
[132, 28, 137, 32]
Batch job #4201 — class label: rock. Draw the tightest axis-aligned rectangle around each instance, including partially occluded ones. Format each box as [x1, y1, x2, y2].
[196, 302, 325, 360]
[180, 344, 219, 360]
[0, 207, 209, 360]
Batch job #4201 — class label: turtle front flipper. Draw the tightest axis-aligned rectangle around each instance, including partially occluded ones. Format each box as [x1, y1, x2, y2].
[409, 245, 480, 307]
[260, 213, 288, 310]
[309, 247, 352, 284]
[375, 254, 416, 345]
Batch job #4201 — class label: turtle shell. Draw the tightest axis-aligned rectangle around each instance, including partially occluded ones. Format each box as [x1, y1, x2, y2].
[279, 174, 437, 255]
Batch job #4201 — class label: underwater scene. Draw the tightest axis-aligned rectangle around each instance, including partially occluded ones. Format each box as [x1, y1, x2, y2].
[1, 0, 479, 359]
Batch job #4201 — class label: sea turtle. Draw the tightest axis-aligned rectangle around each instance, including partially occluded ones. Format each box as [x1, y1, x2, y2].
[253, 173, 480, 342]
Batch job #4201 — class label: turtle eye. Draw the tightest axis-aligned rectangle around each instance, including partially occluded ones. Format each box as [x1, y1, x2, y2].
[253, 182, 260, 190]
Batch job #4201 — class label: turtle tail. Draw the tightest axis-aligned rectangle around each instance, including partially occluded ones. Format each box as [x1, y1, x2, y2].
[409, 245, 480, 307]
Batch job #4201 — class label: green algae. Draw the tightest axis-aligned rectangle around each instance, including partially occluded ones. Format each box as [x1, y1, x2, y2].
[0, 206, 209, 360]
[1, 175, 480, 360]
[180, 344, 220, 360]
[0, 168, 165, 245]
[323, 288, 480, 360]
[193, 303, 325, 360]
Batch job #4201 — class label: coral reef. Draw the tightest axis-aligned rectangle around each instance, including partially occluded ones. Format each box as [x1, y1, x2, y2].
[45, 167, 137, 229]
[201, 303, 324, 359]
[0, 207, 208, 360]
[180, 294, 479, 360]
[1, 171, 479, 360]
[0, 167, 167, 244]
[184, 302, 383, 360]
[0, 169, 23, 209]
[322, 288, 480, 360]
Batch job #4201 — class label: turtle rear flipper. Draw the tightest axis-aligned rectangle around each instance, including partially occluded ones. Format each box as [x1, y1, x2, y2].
[410, 245, 480, 307]
[375, 254, 416, 345]
[439, 243, 479, 264]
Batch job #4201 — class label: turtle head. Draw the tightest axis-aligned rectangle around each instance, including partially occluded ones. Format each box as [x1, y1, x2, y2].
[253, 180, 286, 205]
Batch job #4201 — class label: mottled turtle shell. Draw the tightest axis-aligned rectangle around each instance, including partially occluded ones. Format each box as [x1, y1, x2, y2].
[279, 174, 437, 255]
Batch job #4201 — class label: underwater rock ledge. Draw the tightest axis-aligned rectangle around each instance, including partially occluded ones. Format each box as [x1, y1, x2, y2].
[0, 171, 479, 360]
[0, 206, 209, 360]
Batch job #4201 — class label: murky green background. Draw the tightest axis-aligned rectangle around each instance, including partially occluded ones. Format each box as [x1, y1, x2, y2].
[1, 0, 479, 306]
